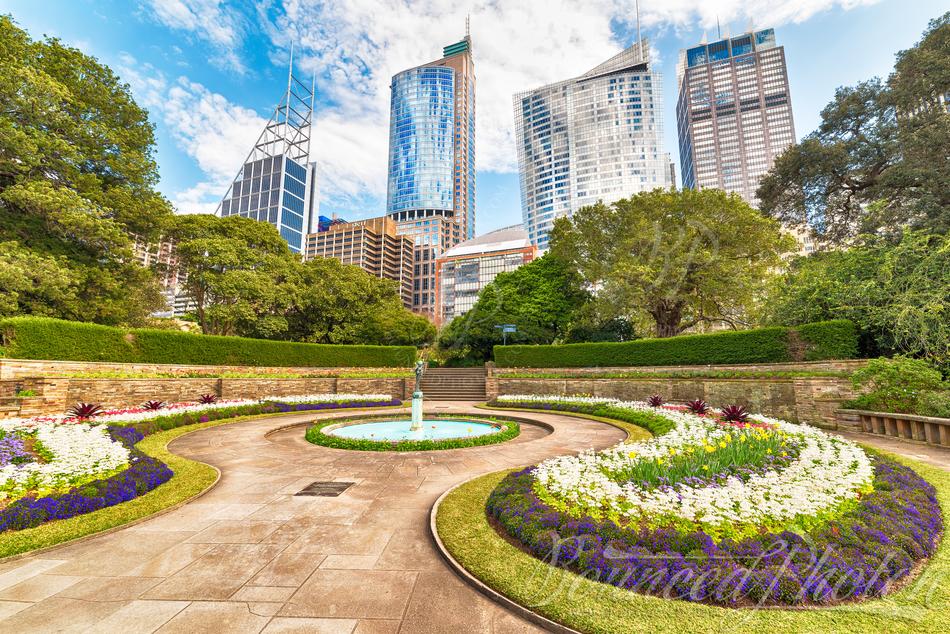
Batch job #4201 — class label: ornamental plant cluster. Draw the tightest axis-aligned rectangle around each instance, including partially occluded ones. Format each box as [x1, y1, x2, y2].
[488, 396, 943, 606]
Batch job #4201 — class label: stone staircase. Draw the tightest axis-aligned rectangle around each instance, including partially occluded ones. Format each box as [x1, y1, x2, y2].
[419, 366, 487, 401]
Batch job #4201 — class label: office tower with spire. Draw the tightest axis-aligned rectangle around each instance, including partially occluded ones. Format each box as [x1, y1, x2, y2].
[216, 54, 318, 253]
[514, 38, 670, 249]
[387, 27, 475, 316]
[676, 27, 796, 206]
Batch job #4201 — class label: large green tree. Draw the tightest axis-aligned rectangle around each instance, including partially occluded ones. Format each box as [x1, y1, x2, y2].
[284, 256, 435, 346]
[437, 254, 590, 360]
[760, 231, 950, 369]
[550, 189, 794, 338]
[166, 215, 299, 338]
[758, 13, 950, 245]
[0, 16, 172, 324]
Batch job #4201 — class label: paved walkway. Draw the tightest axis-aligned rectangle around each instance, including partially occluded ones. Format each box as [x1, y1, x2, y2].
[0, 403, 626, 633]
[835, 430, 950, 472]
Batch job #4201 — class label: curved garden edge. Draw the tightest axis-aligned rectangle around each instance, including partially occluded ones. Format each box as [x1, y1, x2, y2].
[474, 403, 653, 443]
[0, 404, 406, 562]
[431, 454, 950, 634]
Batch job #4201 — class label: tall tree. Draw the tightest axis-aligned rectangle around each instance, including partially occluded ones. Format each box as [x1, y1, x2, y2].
[166, 215, 298, 337]
[438, 254, 590, 360]
[0, 16, 172, 324]
[758, 13, 950, 245]
[549, 189, 794, 337]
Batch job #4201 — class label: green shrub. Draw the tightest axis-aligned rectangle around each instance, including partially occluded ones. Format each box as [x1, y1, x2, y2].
[796, 320, 859, 360]
[493, 320, 858, 368]
[845, 356, 948, 416]
[0, 317, 415, 367]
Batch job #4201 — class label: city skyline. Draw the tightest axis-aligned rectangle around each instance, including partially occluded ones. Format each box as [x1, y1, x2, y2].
[4, 0, 945, 236]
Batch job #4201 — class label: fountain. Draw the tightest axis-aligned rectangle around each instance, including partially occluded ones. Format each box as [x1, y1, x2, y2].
[410, 360, 424, 431]
[319, 359, 506, 444]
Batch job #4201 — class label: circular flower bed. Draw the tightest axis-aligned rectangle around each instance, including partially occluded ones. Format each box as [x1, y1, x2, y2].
[305, 416, 520, 452]
[486, 397, 943, 606]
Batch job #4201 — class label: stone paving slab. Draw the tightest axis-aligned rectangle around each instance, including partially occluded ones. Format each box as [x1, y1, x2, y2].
[0, 403, 622, 632]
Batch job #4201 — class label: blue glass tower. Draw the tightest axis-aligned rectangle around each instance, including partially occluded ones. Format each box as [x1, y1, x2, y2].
[387, 35, 475, 317]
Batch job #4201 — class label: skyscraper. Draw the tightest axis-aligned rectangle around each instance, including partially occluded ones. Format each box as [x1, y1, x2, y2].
[216, 61, 318, 253]
[387, 33, 475, 317]
[676, 28, 796, 206]
[514, 40, 670, 249]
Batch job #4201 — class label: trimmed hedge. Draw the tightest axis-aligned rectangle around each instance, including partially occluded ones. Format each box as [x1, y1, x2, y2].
[494, 320, 858, 368]
[0, 317, 415, 367]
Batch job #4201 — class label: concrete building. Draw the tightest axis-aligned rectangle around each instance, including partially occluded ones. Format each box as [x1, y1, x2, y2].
[676, 28, 796, 206]
[217, 63, 318, 253]
[304, 216, 414, 308]
[434, 225, 536, 324]
[514, 40, 671, 249]
[387, 32, 475, 317]
[132, 237, 193, 318]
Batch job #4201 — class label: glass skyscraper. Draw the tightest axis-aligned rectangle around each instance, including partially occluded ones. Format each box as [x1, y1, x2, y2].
[217, 65, 318, 253]
[387, 34, 475, 317]
[514, 41, 670, 249]
[676, 28, 796, 206]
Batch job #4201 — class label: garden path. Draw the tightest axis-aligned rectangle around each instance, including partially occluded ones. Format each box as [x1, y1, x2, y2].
[0, 402, 625, 633]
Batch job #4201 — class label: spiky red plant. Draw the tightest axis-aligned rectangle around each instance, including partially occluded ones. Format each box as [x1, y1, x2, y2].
[686, 399, 710, 415]
[67, 402, 104, 419]
[142, 400, 165, 410]
[720, 404, 750, 424]
[198, 394, 218, 404]
[647, 394, 665, 407]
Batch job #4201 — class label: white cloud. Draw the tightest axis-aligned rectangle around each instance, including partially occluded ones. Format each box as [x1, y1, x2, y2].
[131, 0, 880, 213]
[142, 0, 246, 72]
[118, 55, 266, 214]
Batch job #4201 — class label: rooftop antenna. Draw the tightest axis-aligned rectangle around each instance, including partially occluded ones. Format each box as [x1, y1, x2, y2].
[635, 0, 644, 62]
[716, 15, 721, 39]
[465, 13, 470, 38]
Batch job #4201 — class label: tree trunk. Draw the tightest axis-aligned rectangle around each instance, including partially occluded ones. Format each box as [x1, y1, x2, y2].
[651, 300, 684, 338]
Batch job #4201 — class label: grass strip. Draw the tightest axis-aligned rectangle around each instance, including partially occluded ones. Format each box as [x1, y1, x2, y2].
[436, 452, 950, 634]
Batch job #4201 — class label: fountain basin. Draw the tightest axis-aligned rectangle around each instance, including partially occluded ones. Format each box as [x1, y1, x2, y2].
[325, 418, 501, 442]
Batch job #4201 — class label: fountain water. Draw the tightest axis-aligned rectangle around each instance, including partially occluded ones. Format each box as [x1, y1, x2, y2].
[410, 360, 425, 431]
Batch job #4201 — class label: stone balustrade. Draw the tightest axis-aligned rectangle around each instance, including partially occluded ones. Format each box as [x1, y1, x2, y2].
[837, 409, 950, 448]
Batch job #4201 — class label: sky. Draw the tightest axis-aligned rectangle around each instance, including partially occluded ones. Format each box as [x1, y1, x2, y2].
[1, 0, 946, 236]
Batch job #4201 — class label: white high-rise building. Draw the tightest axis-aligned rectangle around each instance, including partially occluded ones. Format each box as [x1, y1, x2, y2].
[514, 40, 670, 248]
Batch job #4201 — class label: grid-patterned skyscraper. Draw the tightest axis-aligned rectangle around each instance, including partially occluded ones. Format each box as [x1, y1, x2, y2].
[514, 41, 670, 249]
[676, 28, 796, 206]
[216, 62, 318, 253]
[387, 34, 475, 316]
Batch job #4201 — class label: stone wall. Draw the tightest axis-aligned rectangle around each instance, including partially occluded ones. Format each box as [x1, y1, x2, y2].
[488, 365, 860, 428]
[8, 376, 411, 416]
[490, 359, 868, 376]
[0, 358, 410, 380]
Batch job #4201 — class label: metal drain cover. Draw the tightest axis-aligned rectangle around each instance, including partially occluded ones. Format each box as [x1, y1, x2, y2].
[295, 481, 355, 497]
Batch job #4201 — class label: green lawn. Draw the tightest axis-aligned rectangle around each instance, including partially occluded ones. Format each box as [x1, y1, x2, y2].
[436, 452, 950, 633]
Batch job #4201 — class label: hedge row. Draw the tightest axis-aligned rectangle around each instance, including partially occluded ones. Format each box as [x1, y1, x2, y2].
[493, 320, 859, 368]
[0, 317, 415, 368]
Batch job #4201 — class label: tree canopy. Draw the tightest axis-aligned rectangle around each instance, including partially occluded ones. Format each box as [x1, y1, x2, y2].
[549, 188, 794, 338]
[759, 231, 950, 370]
[757, 13, 950, 245]
[437, 254, 590, 360]
[0, 15, 172, 324]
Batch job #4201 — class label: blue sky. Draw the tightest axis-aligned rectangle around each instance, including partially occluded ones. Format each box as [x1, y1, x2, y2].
[1, 0, 945, 235]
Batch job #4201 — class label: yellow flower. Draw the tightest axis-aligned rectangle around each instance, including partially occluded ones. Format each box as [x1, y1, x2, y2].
[718, 441, 727, 449]
[669, 448, 678, 456]
[781, 452, 787, 457]
[705, 445, 716, 453]
[656, 458, 665, 465]
[702, 465, 709, 471]
[766, 449, 772, 455]
[628, 451, 637, 459]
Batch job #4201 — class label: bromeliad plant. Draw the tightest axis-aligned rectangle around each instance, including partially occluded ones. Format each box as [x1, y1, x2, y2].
[67, 402, 104, 420]
[141, 400, 165, 410]
[685, 399, 710, 415]
[719, 404, 750, 424]
[647, 394, 665, 407]
[198, 394, 218, 404]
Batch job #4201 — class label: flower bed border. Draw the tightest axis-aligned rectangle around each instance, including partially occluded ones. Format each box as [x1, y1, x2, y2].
[305, 415, 521, 452]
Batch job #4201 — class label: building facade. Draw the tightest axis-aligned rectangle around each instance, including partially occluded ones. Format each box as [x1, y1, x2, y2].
[132, 237, 193, 318]
[304, 216, 414, 308]
[387, 34, 475, 317]
[514, 41, 670, 249]
[434, 225, 536, 324]
[217, 65, 318, 253]
[676, 28, 796, 206]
